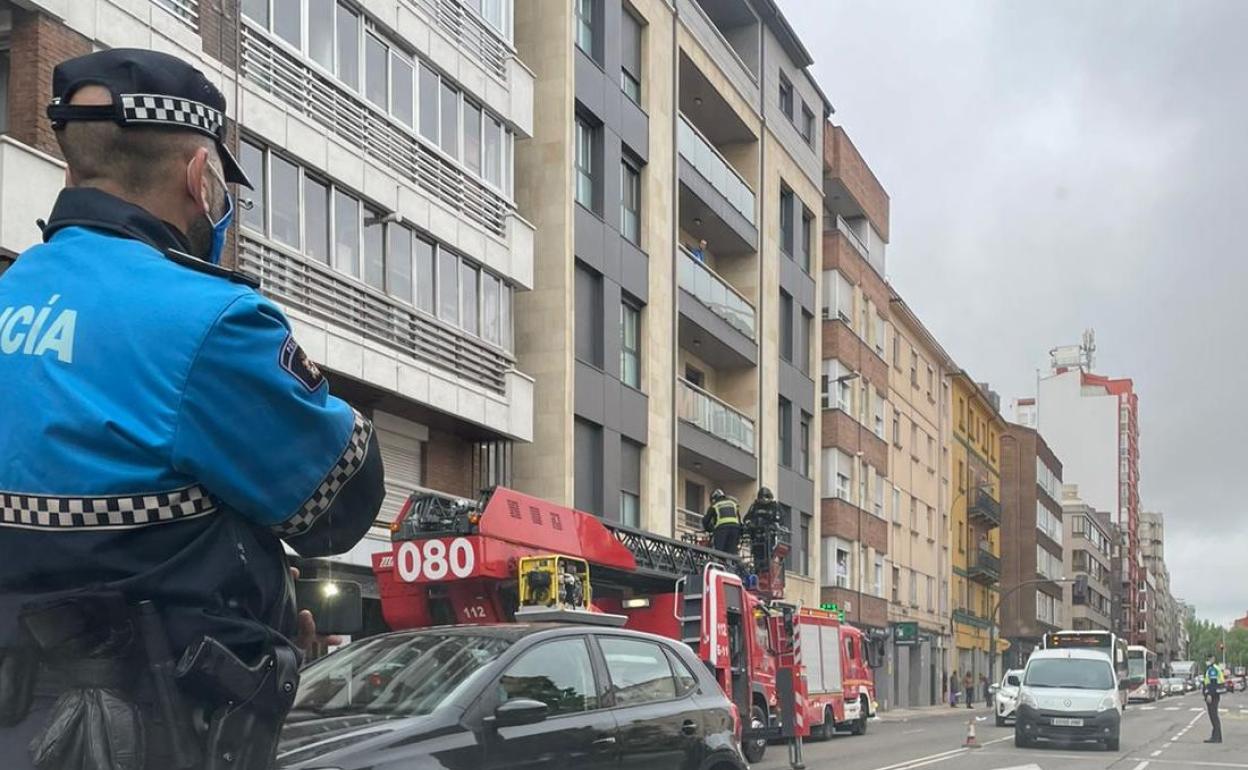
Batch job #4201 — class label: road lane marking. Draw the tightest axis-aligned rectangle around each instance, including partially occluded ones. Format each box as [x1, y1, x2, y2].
[1129, 760, 1248, 769]
[1131, 762, 1150, 770]
[1152, 749, 1163, 756]
[1165, 707, 1179, 711]
[902, 728, 925, 735]
[866, 747, 967, 770]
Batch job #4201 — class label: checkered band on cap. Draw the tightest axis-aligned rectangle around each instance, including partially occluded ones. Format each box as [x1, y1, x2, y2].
[120, 93, 224, 137]
[272, 411, 373, 538]
[0, 484, 218, 531]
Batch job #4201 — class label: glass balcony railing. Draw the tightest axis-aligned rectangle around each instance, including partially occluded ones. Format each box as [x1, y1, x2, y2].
[677, 113, 755, 223]
[677, 378, 755, 454]
[678, 246, 756, 340]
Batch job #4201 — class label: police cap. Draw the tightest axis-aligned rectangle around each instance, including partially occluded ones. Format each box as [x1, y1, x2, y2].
[46, 48, 251, 188]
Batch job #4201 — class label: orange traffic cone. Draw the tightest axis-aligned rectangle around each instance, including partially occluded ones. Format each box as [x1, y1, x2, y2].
[964, 718, 981, 748]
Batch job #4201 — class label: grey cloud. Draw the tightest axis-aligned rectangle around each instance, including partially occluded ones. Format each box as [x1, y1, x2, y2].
[780, 0, 1248, 625]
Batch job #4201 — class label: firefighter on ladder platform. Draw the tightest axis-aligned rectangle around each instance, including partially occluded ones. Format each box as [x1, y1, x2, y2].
[703, 489, 742, 554]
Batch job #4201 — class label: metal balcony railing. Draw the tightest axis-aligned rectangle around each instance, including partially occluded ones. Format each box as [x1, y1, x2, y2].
[677, 378, 755, 454]
[239, 235, 513, 395]
[835, 215, 869, 258]
[677, 113, 755, 223]
[968, 488, 1002, 526]
[406, 0, 509, 78]
[152, 0, 198, 31]
[678, 246, 755, 340]
[240, 23, 510, 238]
[967, 546, 1000, 585]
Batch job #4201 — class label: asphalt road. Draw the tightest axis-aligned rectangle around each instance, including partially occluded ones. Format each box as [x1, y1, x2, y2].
[757, 691, 1248, 770]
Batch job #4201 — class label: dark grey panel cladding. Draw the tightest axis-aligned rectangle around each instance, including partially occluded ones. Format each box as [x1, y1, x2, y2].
[573, 0, 652, 522]
[777, 466, 814, 519]
[779, 252, 816, 315]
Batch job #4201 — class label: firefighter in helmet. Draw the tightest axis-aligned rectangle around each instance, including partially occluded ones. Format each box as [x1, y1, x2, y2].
[703, 489, 742, 554]
[744, 486, 780, 569]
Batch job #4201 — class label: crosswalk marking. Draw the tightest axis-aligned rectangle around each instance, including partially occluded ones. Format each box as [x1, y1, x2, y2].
[1164, 706, 1179, 711]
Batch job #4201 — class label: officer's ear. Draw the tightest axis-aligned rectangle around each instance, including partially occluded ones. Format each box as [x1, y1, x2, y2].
[185, 146, 213, 216]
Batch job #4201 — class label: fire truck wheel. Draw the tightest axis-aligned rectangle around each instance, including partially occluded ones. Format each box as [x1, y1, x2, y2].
[814, 707, 834, 740]
[849, 699, 868, 735]
[742, 705, 768, 763]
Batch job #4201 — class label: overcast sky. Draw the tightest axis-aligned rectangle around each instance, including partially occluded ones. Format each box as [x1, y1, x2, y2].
[778, 0, 1248, 627]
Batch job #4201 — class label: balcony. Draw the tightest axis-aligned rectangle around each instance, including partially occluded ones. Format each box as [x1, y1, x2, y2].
[677, 114, 758, 255]
[240, 23, 512, 240]
[822, 125, 890, 242]
[676, 378, 757, 482]
[0, 137, 64, 255]
[408, 0, 510, 80]
[967, 547, 1000, 585]
[968, 488, 1002, 528]
[677, 246, 757, 369]
[677, 0, 760, 109]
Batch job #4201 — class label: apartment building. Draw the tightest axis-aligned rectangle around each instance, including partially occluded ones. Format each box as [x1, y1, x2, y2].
[512, 0, 829, 604]
[0, 0, 537, 626]
[999, 424, 1065, 667]
[880, 291, 955, 708]
[1061, 485, 1114, 632]
[1141, 510, 1179, 666]
[949, 373, 1005, 681]
[1028, 336, 1144, 644]
[818, 124, 891, 636]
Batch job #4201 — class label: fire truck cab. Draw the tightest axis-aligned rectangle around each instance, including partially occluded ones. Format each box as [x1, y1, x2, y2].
[798, 607, 882, 739]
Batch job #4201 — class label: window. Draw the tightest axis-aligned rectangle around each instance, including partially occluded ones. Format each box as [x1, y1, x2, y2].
[799, 207, 813, 272]
[891, 565, 900, 602]
[386, 226, 413, 303]
[620, 439, 641, 527]
[484, 117, 503, 188]
[574, 418, 602, 513]
[414, 236, 435, 313]
[242, 0, 268, 26]
[274, 0, 300, 47]
[239, 141, 267, 234]
[909, 498, 918, 531]
[779, 186, 795, 256]
[892, 487, 901, 523]
[874, 315, 886, 356]
[910, 348, 918, 386]
[620, 156, 641, 244]
[874, 557, 885, 598]
[575, 264, 603, 366]
[575, 116, 595, 210]
[909, 569, 918, 606]
[365, 32, 387, 109]
[778, 72, 793, 119]
[440, 82, 459, 158]
[575, 0, 595, 59]
[872, 470, 884, 517]
[418, 64, 439, 142]
[460, 261, 479, 335]
[778, 397, 793, 468]
[363, 209, 385, 290]
[601, 637, 676, 705]
[333, 189, 360, 276]
[301, 177, 329, 263]
[270, 154, 300, 248]
[825, 269, 853, 322]
[927, 576, 935, 611]
[500, 638, 598, 715]
[620, 300, 641, 388]
[438, 248, 459, 323]
[336, 4, 360, 89]
[797, 513, 811, 576]
[308, 0, 334, 71]
[482, 273, 501, 346]
[891, 410, 901, 445]
[799, 412, 811, 477]
[926, 365, 935, 397]
[822, 448, 853, 500]
[464, 101, 482, 174]
[800, 103, 815, 143]
[798, 310, 813, 374]
[779, 290, 794, 362]
[683, 480, 704, 514]
[834, 542, 850, 588]
[892, 332, 900, 368]
[621, 8, 642, 102]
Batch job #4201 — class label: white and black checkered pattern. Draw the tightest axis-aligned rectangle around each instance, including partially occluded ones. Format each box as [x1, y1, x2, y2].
[272, 411, 373, 538]
[120, 93, 223, 137]
[0, 484, 217, 531]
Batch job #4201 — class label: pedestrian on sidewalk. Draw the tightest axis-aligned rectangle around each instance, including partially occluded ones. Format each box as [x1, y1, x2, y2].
[964, 672, 974, 709]
[949, 671, 958, 707]
[980, 673, 990, 707]
[1204, 656, 1225, 743]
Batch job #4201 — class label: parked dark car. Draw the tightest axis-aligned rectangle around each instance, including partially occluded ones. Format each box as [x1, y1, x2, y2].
[277, 623, 748, 770]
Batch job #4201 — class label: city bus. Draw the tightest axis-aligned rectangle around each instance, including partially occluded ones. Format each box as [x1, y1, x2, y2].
[1126, 645, 1160, 702]
[1042, 630, 1130, 686]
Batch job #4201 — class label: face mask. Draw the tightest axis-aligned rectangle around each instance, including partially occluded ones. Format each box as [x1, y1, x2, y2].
[203, 163, 234, 265]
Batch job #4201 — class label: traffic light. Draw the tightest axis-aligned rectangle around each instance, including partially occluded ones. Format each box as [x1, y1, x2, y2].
[1072, 575, 1088, 605]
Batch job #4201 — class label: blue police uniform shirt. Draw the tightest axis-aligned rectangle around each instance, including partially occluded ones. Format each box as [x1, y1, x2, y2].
[0, 188, 385, 659]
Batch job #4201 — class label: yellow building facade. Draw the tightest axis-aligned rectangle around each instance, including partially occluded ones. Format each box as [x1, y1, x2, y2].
[949, 372, 1006, 683]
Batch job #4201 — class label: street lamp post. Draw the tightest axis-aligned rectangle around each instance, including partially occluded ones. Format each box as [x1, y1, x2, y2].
[988, 577, 1076, 686]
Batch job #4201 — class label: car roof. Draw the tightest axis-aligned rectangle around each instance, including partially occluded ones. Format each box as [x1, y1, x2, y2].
[350, 622, 687, 647]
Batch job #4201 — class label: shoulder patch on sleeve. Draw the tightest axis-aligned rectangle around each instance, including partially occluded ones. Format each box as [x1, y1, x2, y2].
[279, 333, 326, 392]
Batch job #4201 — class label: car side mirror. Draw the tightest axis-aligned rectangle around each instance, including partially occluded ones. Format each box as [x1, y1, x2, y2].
[489, 698, 549, 728]
[988, 684, 999, 694]
[1006, 675, 1020, 687]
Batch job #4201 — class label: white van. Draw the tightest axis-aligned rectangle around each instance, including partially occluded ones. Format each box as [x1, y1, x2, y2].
[1015, 648, 1123, 751]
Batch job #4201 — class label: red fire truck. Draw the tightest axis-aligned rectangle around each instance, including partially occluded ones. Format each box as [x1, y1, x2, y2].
[372, 486, 880, 764]
[796, 607, 879, 738]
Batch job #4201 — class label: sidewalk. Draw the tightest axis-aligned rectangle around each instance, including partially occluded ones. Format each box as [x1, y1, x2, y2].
[875, 703, 996, 722]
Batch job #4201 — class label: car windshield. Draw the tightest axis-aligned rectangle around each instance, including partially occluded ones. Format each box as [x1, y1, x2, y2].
[1025, 658, 1115, 690]
[293, 632, 513, 717]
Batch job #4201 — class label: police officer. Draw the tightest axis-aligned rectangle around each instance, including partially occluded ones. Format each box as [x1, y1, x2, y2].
[1204, 655, 1226, 743]
[0, 49, 386, 769]
[703, 489, 741, 554]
